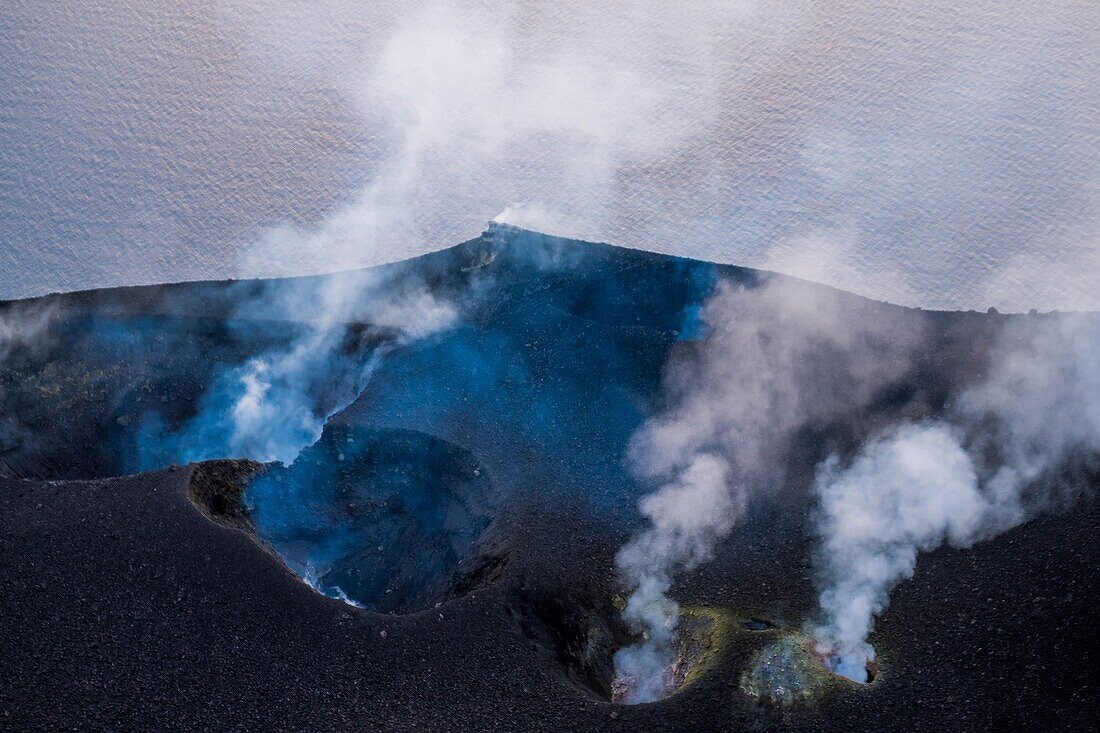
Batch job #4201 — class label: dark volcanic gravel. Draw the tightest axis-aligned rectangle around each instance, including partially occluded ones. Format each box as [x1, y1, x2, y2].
[1, 463, 1096, 731]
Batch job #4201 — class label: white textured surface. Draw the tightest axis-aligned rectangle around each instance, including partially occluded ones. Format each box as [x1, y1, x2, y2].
[1, 1, 1096, 310]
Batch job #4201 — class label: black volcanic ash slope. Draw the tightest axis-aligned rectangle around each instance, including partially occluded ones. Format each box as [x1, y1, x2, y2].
[0, 225, 1097, 731]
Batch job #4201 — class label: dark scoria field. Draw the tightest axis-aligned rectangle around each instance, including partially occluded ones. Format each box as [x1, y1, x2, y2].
[1, 225, 1097, 731]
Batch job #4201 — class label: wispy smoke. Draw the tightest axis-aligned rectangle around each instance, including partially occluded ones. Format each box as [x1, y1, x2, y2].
[227, 271, 456, 465]
[10, 2, 1096, 312]
[150, 0, 727, 470]
[492, 204, 568, 236]
[811, 423, 987, 680]
[0, 304, 55, 361]
[614, 454, 738, 703]
[139, 269, 456, 467]
[811, 314, 1100, 681]
[0, 304, 57, 477]
[614, 276, 918, 701]
[960, 314, 1100, 513]
[241, 2, 761, 278]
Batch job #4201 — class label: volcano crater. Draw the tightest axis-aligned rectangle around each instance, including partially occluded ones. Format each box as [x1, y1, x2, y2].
[194, 426, 508, 614]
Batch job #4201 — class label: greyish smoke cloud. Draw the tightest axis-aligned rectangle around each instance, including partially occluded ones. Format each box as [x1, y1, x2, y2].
[811, 422, 988, 681]
[613, 276, 920, 701]
[220, 271, 457, 465]
[243, 2, 768, 278]
[0, 305, 55, 361]
[139, 268, 457, 468]
[0, 304, 57, 478]
[811, 314, 1100, 681]
[3, 1, 1096, 312]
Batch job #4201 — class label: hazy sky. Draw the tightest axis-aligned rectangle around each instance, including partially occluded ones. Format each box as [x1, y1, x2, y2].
[1, 1, 1096, 310]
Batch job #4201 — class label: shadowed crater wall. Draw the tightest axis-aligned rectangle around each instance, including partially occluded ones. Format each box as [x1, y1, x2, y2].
[245, 425, 503, 613]
[188, 458, 266, 530]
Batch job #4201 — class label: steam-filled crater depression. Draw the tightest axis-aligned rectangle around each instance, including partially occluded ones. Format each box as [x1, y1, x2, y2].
[2, 225, 1098, 731]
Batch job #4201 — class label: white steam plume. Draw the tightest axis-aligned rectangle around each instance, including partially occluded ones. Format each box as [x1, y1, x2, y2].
[811, 423, 989, 680]
[141, 260, 459, 470]
[492, 204, 568, 236]
[241, 2, 769, 277]
[812, 314, 1100, 681]
[7, 3, 1096, 313]
[614, 454, 738, 702]
[220, 270, 457, 466]
[614, 277, 919, 701]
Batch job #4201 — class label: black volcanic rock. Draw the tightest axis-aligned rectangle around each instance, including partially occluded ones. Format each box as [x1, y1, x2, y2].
[1, 225, 1097, 731]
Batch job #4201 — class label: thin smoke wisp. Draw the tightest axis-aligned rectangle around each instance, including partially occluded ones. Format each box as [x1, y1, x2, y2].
[811, 314, 1100, 681]
[139, 268, 457, 468]
[0, 304, 58, 478]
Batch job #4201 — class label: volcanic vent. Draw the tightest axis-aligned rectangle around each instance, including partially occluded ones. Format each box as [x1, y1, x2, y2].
[611, 608, 727, 704]
[243, 425, 506, 613]
[815, 643, 879, 684]
[740, 630, 879, 706]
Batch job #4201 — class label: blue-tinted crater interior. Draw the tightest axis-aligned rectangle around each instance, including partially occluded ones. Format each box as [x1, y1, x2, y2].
[247, 425, 495, 613]
[238, 228, 729, 608]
